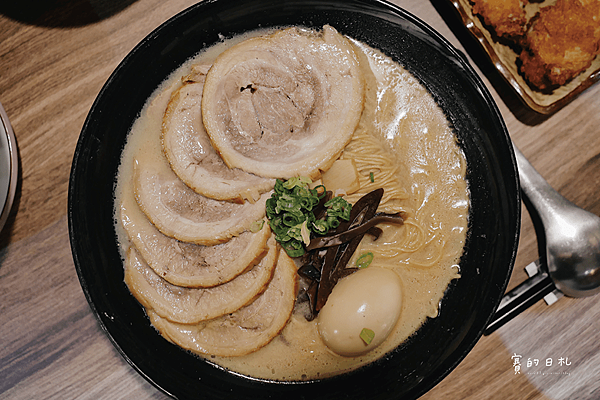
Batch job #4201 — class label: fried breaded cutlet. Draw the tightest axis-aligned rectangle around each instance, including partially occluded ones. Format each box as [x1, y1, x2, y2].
[519, 0, 600, 91]
[472, 0, 530, 41]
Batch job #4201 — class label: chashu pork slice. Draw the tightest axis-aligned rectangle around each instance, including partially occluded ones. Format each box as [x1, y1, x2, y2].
[201, 25, 365, 180]
[124, 238, 279, 324]
[120, 185, 271, 288]
[162, 64, 274, 203]
[148, 251, 297, 357]
[133, 151, 271, 246]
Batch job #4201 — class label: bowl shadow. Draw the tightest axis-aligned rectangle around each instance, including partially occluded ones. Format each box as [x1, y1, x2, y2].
[0, 0, 138, 27]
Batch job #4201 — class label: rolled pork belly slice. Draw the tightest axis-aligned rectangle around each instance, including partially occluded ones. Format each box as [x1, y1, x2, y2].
[133, 151, 271, 246]
[162, 64, 274, 203]
[124, 238, 279, 324]
[148, 251, 297, 357]
[120, 185, 271, 288]
[201, 25, 365, 180]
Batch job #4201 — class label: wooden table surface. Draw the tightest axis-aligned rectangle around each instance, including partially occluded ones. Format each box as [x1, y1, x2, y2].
[1, 0, 599, 399]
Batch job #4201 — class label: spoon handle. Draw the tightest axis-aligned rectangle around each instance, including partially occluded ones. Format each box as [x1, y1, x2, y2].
[484, 260, 555, 335]
[513, 145, 571, 223]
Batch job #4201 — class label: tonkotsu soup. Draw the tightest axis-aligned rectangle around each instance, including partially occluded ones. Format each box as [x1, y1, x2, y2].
[114, 25, 469, 382]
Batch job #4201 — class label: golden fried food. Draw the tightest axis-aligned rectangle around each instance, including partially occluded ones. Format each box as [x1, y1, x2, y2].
[519, 0, 600, 90]
[472, 0, 530, 41]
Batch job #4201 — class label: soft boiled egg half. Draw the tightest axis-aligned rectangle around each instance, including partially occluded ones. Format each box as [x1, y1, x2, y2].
[317, 265, 403, 356]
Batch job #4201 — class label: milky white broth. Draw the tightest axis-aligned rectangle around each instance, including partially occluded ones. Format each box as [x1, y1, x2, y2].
[114, 27, 469, 381]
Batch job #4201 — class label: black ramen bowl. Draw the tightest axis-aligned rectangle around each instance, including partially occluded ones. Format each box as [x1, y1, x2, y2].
[68, 0, 520, 398]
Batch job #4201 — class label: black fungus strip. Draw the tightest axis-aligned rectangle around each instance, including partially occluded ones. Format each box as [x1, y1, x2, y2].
[312, 190, 333, 221]
[306, 213, 405, 250]
[315, 246, 339, 312]
[304, 281, 319, 321]
[366, 226, 383, 241]
[298, 263, 321, 281]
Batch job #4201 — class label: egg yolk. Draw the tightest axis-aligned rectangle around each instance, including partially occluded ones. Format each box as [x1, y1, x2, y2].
[317, 266, 403, 357]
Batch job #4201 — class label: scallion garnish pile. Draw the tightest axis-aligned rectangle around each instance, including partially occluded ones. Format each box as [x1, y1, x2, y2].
[266, 177, 352, 257]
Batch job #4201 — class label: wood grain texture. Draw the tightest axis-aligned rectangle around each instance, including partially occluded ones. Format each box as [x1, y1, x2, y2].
[0, 0, 599, 399]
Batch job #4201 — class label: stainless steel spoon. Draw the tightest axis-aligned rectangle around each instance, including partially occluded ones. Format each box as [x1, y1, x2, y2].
[485, 144, 600, 334]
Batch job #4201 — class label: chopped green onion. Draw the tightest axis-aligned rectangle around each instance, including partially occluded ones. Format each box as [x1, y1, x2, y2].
[300, 220, 311, 246]
[249, 219, 265, 233]
[282, 176, 312, 190]
[324, 196, 352, 221]
[266, 178, 352, 257]
[369, 172, 375, 182]
[360, 328, 375, 345]
[356, 252, 374, 269]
